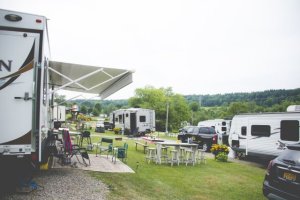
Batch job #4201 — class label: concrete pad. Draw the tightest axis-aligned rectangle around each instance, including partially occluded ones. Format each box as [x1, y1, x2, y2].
[51, 154, 135, 173]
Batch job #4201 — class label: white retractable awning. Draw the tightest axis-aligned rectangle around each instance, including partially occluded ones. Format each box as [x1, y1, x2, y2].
[49, 61, 133, 99]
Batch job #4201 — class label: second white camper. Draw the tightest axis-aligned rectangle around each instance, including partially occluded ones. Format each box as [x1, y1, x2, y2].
[111, 108, 155, 135]
[228, 112, 300, 159]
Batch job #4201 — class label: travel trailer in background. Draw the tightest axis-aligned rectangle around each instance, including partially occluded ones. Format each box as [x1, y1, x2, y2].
[198, 119, 231, 145]
[110, 108, 155, 135]
[0, 9, 133, 168]
[228, 109, 300, 159]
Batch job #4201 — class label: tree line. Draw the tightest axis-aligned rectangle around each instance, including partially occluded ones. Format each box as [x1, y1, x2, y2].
[55, 87, 300, 132]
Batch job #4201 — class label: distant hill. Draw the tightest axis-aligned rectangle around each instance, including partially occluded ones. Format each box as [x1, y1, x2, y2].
[184, 88, 300, 107]
[70, 88, 300, 110]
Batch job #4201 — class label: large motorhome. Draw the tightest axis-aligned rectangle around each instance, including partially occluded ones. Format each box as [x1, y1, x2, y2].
[0, 10, 51, 165]
[0, 9, 133, 168]
[198, 119, 231, 145]
[228, 111, 300, 159]
[110, 108, 155, 135]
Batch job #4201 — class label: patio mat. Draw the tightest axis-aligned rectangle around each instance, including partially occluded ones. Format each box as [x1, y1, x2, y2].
[51, 154, 135, 173]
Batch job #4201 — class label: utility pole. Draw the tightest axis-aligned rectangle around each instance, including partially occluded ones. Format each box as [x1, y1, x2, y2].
[165, 101, 169, 134]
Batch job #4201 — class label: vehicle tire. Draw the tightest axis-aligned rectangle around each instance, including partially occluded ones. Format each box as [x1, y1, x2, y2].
[202, 143, 209, 152]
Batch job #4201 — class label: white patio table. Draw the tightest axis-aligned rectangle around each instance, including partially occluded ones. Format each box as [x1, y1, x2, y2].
[155, 141, 198, 164]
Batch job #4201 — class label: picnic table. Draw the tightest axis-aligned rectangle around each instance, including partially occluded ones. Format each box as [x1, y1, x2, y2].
[135, 141, 149, 154]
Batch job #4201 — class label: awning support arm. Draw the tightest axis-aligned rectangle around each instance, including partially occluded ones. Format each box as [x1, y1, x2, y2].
[87, 70, 129, 91]
[48, 67, 104, 95]
[48, 67, 88, 91]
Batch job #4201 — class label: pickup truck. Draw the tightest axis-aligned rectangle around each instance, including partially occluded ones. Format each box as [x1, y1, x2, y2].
[177, 126, 218, 152]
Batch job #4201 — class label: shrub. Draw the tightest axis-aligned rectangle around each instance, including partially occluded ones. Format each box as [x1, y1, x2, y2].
[113, 127, 121, 134]
[216, 152, 228, 162]
[211, 144, 230, 162]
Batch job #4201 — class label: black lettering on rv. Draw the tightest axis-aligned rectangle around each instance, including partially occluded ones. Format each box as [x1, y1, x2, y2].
[0, 60, 12, 72]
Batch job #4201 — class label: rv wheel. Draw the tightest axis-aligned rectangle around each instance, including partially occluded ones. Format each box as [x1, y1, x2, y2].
[236, 152, 245, 160]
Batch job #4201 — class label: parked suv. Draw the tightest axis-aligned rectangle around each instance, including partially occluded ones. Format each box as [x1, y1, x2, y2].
[263, 143, 300, 200]
[177, 126, 217, 151]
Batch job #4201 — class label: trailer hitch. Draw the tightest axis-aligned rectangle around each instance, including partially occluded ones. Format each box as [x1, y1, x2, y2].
[14, 92, 32, 101]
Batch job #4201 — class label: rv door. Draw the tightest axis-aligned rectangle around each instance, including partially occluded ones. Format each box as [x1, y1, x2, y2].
[0, 30, 39, 156]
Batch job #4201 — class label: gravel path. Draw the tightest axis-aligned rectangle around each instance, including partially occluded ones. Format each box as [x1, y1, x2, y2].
[1, 168, 109, 200]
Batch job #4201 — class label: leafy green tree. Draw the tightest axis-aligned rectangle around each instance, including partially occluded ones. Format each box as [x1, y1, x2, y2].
[80, 105, 88, 114]
[189, 102, 199, 125]
[92, 108, 100, 117]
[129, 86, 190, 131]
[228, 102, 248, 117]
[94, 103, 102, 113]
[54, 94, 67, 105]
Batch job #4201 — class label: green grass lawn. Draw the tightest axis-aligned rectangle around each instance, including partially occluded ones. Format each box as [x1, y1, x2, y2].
[85, 131, 266, 200]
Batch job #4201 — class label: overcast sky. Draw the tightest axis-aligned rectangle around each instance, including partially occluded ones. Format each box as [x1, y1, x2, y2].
[1, 0, 300, 100]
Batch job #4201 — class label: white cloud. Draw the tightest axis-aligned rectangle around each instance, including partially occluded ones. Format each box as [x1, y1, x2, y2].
[1, 0, 299, 100]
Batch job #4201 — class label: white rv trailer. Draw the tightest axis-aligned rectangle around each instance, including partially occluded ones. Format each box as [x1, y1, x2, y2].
[228, 112, 300, 159]
[198, 119, 231, 145]
[0, 10, 51, 163]
[111, 108, 155, 135]
[0, 9, 133, 167]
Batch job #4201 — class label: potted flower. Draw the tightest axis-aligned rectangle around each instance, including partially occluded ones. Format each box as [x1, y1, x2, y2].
[113, 127, 121, 134]
[210, 144, 230, 162]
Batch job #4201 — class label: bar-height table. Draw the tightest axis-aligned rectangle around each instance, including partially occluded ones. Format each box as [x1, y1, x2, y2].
[155, 141, 198, 164]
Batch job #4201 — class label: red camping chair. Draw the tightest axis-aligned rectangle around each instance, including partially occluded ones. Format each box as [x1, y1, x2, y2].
[59, 129, 90, 167]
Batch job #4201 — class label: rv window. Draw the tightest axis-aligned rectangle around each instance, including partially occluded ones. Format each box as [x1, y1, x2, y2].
[115, 118, 118, 122]
[251, 125, 270, 137]
[140, 116, 146, 122]
[241, 126, 247, 136]
[126, 114, 129, 117]
[221, 127, 227, 132]
[281, 120, 299, 141]
[119, 115, 123, 122]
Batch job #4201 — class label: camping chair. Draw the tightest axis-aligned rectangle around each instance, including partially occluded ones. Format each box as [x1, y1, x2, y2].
[79, 130, 92, 150]
[58, 129, 90, 167]
[95, 138, 114, 158]
[113, 143, 128, 163]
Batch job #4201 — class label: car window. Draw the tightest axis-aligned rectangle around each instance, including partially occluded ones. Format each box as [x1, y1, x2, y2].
[199, 127, 209, 134]
[209, 127, 215, 134]
[198, 127, 215, 134]
[187, 127, 194, 133]
[192, 127, 198, 133]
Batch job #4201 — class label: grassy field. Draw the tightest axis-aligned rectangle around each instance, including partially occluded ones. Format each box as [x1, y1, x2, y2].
[86, 131, 266, 200]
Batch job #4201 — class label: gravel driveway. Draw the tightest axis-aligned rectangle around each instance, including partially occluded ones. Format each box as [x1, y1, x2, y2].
[1, 168, 109, 200]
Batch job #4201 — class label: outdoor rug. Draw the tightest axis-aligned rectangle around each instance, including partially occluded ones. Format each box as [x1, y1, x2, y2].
[51, 154, 135, 173]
